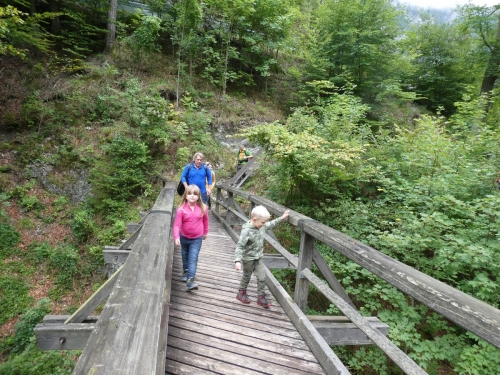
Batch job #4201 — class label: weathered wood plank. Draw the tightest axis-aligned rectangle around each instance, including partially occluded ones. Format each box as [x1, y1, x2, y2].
[165, 358, 218, 374]
[168, 315, 317, 362]
[312, 246, 355, 308]
[263, 254, 295, 269]
[312, 319, 389, 346]
[166, 345, 264, 375]
[34, 323, 93, 350]
[303, 268, 426, 375]
[72, 181, 176, 375]
[156, 237, 175, 375]
[168, 306, 308, 348]
[167, 335, 316, 375]
[64, 264, 123, 324]
[264, 269, 350, 374]
[167, 325, 323, 373]
[169, 292, 299, 332]
[117, 223, 142, 250]
[43, 315, 99, 324]
[126, 223, 141, 234]
[103, 249, 130, 264]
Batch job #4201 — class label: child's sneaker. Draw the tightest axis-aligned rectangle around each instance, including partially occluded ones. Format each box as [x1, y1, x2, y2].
[257, 292, 271, 308]
[181, 269, 188, 282]
[236, 289, 251, 304]
[186, 277, 198, 291]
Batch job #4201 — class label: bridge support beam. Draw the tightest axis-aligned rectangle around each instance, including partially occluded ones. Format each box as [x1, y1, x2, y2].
[295, 231, 314, 313]
[34, 314, 389, 350]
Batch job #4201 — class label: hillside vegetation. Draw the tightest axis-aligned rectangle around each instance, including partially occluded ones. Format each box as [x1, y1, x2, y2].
[1, 0, 500, 373]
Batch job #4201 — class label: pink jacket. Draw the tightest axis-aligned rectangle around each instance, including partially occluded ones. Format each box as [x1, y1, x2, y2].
[173, 204, 209, 240]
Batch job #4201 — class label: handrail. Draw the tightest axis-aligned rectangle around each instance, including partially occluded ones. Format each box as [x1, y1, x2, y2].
[213, 182, 500, 374]
[72, 181, 177, 375]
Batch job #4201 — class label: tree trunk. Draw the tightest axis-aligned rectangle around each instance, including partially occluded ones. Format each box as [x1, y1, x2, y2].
[50, 0, 60, 35]
[222, 24, 233, 96]
[480, 13, 500, 95]
[105, 0, 118, 53]
[30, 0, 36, 16]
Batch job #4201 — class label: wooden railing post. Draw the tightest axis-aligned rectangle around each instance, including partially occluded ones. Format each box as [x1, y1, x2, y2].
[294, 231, 314, 312]
[249, 201, 256, 218]
[226, 191, 235, 226]
[215, 187, 222, 214]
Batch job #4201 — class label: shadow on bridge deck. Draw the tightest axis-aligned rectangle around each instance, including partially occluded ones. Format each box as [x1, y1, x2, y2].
[165, 211, 326, 375]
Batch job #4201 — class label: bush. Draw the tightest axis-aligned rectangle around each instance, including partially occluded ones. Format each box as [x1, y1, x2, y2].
[72, 205, 96, 243]
[11, 298, 52, 354]
[0, 338, 77, 375]
[90, 134, 151, 212]
[20, 195, 42, 211]
[175, 147, 191, 169]
[0, 276, 33, 325]
[26, 241, 52, 264]
[48, 245, 80, 292]
[0, 223, 21, 259]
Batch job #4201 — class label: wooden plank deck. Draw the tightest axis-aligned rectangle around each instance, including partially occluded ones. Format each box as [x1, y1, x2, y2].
[165, 211, 326, 374]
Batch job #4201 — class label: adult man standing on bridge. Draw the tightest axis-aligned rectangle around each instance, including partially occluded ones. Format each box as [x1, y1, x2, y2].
[181, 153, 212, 204]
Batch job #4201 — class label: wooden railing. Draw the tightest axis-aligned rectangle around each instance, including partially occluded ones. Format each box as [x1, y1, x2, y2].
[212, 182, 500, 375]
[35, 181, 177, 375]
[34, 178, 500, 375]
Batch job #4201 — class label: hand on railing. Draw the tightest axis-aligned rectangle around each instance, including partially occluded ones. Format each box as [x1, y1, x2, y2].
[281, 210, 290, 220]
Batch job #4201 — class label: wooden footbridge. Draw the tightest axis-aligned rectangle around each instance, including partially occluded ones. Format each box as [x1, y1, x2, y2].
[35, 178, 500, 374]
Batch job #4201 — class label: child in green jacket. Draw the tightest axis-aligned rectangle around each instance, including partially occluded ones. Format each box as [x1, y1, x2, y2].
[235, 205, 289, 308]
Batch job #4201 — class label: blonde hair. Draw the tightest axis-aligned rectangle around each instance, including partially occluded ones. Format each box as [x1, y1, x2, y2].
[180, 184, 206, 216]
[251, 205, 270, 220]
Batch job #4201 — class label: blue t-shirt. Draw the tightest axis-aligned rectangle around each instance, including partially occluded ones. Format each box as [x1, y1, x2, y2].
[181, 163, 212, 194]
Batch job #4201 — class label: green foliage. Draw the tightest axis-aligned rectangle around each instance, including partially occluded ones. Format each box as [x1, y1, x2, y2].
[26, 241, 52, 264]
[124, 14, 162, 66]
[175, 147, 191, 169]
[0, 337, 77, 375]
[0, 192, 10, 223]
[237, 88, 374, 205]
[72, 205, 96, 243]
[90, 134, 151, 212]
[17, 217, 35, 229]
[180, 109, 211, 142]
[48, 245, 80, 295]
[401, 12, 480, 114]
[20, 195, 42, 211]
[0, 223, 20, 258]
[0, 5, 52, 58]
[255, 90, 500, 374]
[455, 334, 500, 375]
[0, 275, 33, 325]
[11, 298, 51, 354]
[310, 0, 403, 97]
[96, 219, 126, 245]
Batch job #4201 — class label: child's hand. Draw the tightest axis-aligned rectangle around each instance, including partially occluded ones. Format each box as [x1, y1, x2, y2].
[235, 261, 242, 271]
[281, 210, 289, 220]
[175, 239, 180, 246]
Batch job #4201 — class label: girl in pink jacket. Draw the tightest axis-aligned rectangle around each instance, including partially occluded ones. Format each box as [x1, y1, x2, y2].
[173, 184, 209, 291]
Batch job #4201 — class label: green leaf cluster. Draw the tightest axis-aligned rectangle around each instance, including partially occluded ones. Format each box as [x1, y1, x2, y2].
[260, 89, 500, 373]
[90, 134, 151, 211]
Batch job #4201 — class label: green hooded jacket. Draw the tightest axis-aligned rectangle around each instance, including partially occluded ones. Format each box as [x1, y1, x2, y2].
[234, 217, 283, 262]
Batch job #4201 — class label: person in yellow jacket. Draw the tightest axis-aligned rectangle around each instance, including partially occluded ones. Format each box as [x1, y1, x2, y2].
[205, 162, 215, 209]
